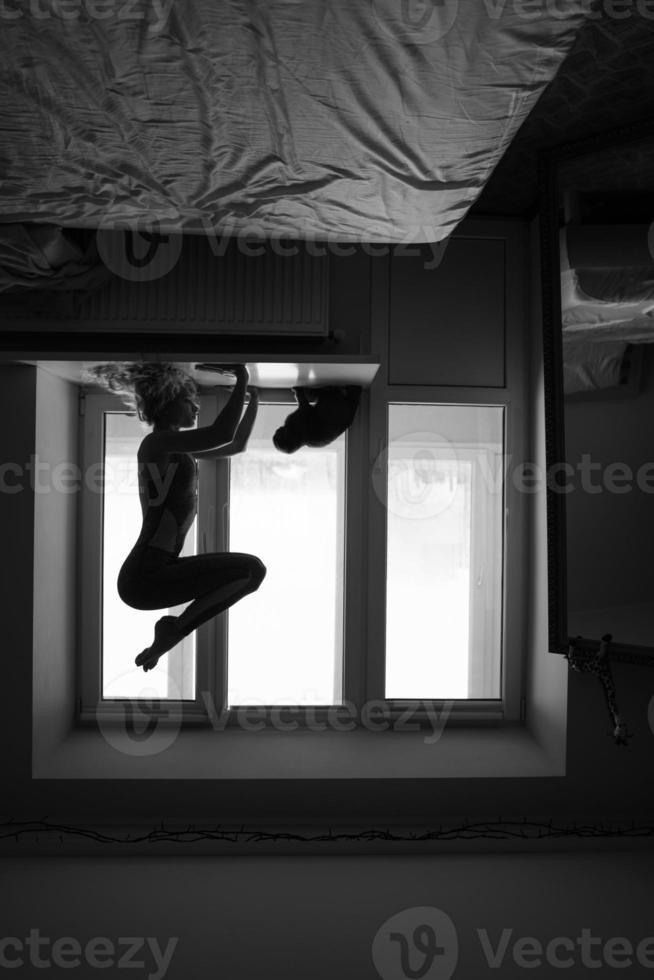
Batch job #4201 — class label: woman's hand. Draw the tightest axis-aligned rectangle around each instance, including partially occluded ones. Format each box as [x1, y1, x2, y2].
[209, 366, 249, 395]
[196, 362, 249, 383]
[234, 364, 249, 385]
[215, 365, 249, 389]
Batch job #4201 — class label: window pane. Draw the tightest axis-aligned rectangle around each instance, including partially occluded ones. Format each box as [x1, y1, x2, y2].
[102, 413, 197, 700]
[385, 404, 504, 700]
[228, 404, 345, 706]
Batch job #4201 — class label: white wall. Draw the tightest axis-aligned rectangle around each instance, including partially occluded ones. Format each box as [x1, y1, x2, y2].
[32, 367, 79, 753]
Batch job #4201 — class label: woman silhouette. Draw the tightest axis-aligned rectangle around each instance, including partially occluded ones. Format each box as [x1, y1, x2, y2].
[91, 361, 265, 672]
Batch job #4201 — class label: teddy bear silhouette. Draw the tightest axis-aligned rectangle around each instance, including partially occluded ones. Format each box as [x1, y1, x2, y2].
[273, 386, 361, 453]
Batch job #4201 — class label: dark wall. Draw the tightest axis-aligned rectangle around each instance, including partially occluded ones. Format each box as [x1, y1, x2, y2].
[566, 345, 654, 612]
[4, 240, 654, 826]
[1, 853, 654, 980]
[0, 365, 36, 790]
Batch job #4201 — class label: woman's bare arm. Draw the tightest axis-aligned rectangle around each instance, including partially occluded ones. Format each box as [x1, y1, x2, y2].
[143, 365, 250, 456]
[193, 388, 259, 458]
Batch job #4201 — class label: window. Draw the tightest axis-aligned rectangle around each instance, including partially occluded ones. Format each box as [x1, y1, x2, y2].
[101, 411, 197, 701]
[363, 387, 518, 723]
[383, 404, 504, 701]
[79, 389, 351, 719]
[226, 404, 346, 706]
[80, 378, 521, 727]
[78, 226, 530, 730]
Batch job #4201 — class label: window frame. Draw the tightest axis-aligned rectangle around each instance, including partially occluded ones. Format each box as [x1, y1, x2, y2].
[367, 388, 520, 722]
[364, 237, 529, 725]
[381, 426, 505, 703]
[77, 386, 365, 726]
[78, 392, 208, 721]
[79, 380, 525, 730]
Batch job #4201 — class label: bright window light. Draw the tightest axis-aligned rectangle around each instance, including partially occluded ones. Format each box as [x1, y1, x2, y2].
[227, 404, 345, 706]
[102, 413, 197, 700]
[384, 404, 504, 700]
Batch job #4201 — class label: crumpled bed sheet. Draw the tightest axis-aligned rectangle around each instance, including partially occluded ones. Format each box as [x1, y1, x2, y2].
[560, 229, 654, 345]
[0, 223, 110, 292]
[562, 339, 629, 395]
[559, 228, 654, 392]
[0, 0, 588, 242]
[561, 266, 654, 344]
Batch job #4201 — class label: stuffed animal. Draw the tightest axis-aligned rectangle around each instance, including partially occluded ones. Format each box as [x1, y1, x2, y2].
[273, 386, 361, 453]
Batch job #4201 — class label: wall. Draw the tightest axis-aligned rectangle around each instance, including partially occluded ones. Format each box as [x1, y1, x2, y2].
[330, 248, 371, 353]
[1, 852, 654, 979]
[0, 365, 37, 792]
[2, 226, 654, 831]
[565, 345, 654, 612]
[32, 369, 79, 754]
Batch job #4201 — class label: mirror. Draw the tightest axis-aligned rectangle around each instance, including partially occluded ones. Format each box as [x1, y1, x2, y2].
[540, 119, 654, 663]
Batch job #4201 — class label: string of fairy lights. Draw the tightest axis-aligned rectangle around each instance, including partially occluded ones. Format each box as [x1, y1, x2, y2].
[1, 819, 653, 847]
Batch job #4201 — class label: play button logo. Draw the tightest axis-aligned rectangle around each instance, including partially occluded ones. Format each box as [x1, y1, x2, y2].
[371, 0, 460, 45]
[372, 907, 459, 980]
[96, 218, 183, 283]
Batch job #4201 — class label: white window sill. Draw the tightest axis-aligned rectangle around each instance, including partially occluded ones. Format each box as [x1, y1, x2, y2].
[34, 715, 565, 780]
[34, 639, 567, 780]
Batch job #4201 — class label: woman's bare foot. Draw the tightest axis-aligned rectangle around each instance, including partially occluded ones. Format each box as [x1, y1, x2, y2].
[135, 615, 183, 672]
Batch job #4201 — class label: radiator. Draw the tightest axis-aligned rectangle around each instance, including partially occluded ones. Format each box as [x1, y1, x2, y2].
[1, 233, 330, 336]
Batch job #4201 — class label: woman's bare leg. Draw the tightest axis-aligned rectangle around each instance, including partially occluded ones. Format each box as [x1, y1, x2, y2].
[134, 553, 266, 672]
[136, 575, 252, 672]
[135, 616, 183, 672]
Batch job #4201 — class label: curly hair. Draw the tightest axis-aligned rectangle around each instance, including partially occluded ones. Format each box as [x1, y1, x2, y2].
[85, 362, 197, 426]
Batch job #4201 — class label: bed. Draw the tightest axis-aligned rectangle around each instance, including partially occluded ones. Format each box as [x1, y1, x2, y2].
[0, 0, 589, 250]
[560, 226, 654, 394]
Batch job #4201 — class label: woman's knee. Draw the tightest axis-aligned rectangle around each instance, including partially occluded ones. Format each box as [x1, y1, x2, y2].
[247, 556, 267, 588]
[117, 569, 162, 611]
[117, 585, 154, 611]
[117, 574, 138, 609]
